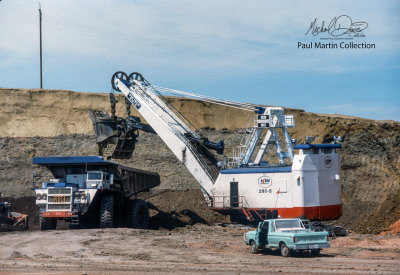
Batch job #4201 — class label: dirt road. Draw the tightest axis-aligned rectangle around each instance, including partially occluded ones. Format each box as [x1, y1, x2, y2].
[0, 225, 399, 274]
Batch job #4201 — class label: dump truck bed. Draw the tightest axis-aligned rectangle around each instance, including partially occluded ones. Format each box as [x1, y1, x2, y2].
[118, 165, 160, 197]
[32, 156, 160, 197]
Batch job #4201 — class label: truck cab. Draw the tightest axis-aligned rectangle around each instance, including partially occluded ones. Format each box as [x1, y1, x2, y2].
[244, 218, 330, 257]
[86, 171, 112, 189]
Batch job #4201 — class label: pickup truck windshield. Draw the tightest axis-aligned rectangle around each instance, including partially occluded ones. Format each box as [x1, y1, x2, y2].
[275, 220, 304, 230]
[88, 172, 102, 180]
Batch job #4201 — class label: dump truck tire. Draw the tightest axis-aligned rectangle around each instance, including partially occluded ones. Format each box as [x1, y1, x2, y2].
[40, 214, 56, 230]
[99, 194, 114, 228]
[126, 199, 149, 229]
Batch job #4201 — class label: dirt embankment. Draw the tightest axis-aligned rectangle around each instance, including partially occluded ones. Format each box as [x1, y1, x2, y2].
[0, 88, 399, 234]
[0, 88, 262, 137]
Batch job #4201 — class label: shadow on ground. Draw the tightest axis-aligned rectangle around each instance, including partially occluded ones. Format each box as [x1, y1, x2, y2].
[148, 202, 209, 230]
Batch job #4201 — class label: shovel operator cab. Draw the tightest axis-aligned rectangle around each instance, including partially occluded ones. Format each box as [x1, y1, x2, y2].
[33, 156, 160, 230]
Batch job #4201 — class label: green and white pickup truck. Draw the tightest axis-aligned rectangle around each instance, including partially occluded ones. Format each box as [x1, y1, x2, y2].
[244, 218, 330, 257]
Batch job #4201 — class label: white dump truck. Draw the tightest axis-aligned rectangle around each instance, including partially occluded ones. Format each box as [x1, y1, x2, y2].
[33, 156, 160, 230]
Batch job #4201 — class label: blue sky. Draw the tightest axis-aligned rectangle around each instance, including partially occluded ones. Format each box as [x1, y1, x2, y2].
[0, 0, 399, 121]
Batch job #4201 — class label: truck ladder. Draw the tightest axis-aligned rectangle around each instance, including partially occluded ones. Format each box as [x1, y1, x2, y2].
[70, 214, 79, 225]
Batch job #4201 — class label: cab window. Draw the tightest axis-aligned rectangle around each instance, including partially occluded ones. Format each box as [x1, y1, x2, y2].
[88, 172, 102, 180]
[275, 219, 304, 229]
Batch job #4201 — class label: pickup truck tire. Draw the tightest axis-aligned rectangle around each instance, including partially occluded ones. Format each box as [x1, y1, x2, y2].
[280, 243, 291, 257]
[311, 249, 321, 256]
[99, 194, 114, 228]
[126, 199, 149, 229]
[40, 214, 57, 230]
[250, 241, 259, 254]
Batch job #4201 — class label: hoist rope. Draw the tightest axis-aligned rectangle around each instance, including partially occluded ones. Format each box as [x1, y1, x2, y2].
[151, 85, 256, 112]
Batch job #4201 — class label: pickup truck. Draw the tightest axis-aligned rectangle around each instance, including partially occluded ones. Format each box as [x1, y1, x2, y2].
[244, 218, 330, 257]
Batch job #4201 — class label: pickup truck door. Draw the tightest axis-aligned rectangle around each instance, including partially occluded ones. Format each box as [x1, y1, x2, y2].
[267, 221, 279, 247]
[256, 221, 269, 247]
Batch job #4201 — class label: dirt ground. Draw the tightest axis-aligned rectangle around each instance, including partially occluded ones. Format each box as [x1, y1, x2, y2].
[0, 225, 399, 275]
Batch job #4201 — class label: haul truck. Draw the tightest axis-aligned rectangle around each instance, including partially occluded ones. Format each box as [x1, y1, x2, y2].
[33, 156, 160, 230]
[90, 71, 342, 222]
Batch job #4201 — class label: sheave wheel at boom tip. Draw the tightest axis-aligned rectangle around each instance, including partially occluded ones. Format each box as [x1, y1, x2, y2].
[111, 71, 129, 92]
[129, 72, 144, 82]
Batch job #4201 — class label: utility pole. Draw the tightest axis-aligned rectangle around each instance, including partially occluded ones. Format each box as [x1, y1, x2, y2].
[39, 3, 43, 89]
